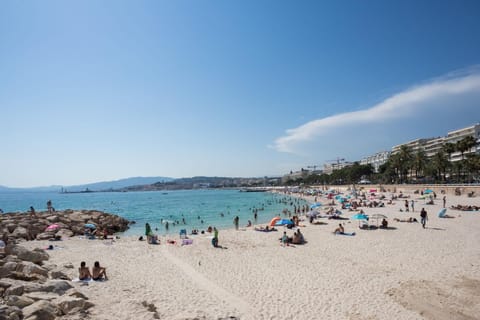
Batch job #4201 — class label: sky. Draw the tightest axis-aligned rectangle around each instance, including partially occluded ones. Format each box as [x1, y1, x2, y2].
[1, 1, 480, 187]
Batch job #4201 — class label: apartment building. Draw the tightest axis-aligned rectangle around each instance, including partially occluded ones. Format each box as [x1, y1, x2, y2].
[360, 151, 391, 173]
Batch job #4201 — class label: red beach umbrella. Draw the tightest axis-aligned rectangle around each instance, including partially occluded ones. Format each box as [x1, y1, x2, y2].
[269, 216, 281, 226]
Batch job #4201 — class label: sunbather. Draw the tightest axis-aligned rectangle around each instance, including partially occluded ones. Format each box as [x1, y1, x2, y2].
[79, 261, 92, 280]
[394, 217, 418, 223]
[92, 261, 108, 280]
[333, 224, 344, 234]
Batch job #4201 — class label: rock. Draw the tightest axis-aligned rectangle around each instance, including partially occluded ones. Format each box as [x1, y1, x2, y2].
[22, 300, 58, 320]
[18, 261, 49, 278]
[50, 269, 70, 280]
[0, 305, 21, 320]
[66, 288, 88, 300]
[0, 261, 17, 277]
[6, 223, 17, 233]
[9, 271, 43, 282]
[55, 296, 93, 315]
[5, 245, 49, 264]
[55, 228, 74, 238]
[40, 280, 74, 295]
[11, 226, 29, 240]
[24, 291, 61, 301]
[63, 262, 74, 269]
[0, 280, 12, 289]
[36, 232, 55, 241]
[5, 295, 35, 308]
[4, 284, 24, 296]
[45, 215, 60, 223]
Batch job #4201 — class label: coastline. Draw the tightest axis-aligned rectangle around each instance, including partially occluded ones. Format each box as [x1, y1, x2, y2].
[19, 189, 480, 319]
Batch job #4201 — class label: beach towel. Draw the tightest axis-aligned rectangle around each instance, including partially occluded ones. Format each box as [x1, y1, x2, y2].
[334, 232, 356, 236]
[72, 278, 107, 283]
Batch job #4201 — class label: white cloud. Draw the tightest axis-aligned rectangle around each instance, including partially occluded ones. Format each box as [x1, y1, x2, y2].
[273, 67, 480, 153]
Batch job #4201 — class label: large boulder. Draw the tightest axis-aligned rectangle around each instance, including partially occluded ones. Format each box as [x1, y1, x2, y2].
[39, 280, 74, 295]
[55, 296, 94, 315]
[0, 305, 22, 320]
[18, 261, 49, 279]
[36, 232, 55, 241]
[5, 284, 25, 296]
[55, 228, 74, 238]
[5, 246, 49, 264]
[21, 300, 58, 320]
[5, 295, 35, 308]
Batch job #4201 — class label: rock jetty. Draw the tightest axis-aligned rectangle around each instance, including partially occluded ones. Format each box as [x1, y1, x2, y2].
[1, 210, 131, 244]
[0, 244, 94, 319]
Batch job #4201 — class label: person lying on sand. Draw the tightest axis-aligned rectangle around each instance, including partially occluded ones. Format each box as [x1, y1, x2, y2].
[394, 217, 418, 223]
[255, 226, 277, 232]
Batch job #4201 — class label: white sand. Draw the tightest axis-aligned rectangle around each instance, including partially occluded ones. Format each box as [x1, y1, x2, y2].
[21, 191, 480, 320]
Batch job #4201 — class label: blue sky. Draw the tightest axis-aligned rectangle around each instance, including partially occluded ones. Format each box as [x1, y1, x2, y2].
[1, 1, 480, 187]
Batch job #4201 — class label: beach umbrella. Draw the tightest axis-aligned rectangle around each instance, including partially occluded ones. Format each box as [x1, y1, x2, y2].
[274, 219, 294, 226]
[269, 216, 281, 226]
[351, 213, 368, 227]
[351, 214, 368, 220]
[310, 203, 322, 209]
[84, 223, 96, 229]
[370, 214, 387, 226]
[424, 189, 433, 194]
[369, 189, 377, 193]
[45, 224, 59, 231]
[438, 208, 447, 218]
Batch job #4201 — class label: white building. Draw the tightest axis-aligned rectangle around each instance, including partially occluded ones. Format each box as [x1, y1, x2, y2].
[444, 123, 480, 162]
[360, 151, 391, 173]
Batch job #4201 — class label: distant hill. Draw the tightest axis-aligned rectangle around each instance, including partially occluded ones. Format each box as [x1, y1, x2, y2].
[61, 177, 174, 192]
[0, 177, 174, 193]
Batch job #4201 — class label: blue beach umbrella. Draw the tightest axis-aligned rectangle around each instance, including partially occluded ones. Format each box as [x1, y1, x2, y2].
[275, 219, 294, 226]
[438, 208, 447, 218]
[351, 214, 368, 220]
[424, 189, 433, 194]
[351, 213, 368, 227]
[84, 223, 96, 229]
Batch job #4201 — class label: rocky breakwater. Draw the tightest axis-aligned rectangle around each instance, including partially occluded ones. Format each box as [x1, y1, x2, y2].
[0, 210, 131, 243]
[0, 244, 93, 319]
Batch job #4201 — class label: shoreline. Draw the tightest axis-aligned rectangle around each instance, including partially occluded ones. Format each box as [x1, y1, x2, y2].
[18, 189, 480, 319]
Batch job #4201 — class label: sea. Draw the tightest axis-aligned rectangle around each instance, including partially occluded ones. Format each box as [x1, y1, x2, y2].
[0, 189, 309, 236]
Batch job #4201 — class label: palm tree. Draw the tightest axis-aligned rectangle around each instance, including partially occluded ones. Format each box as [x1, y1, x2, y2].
[397, 146, 413, 183]
[412, 150, 427, 180]
[456, 135, 478, 182]
[431, 150, 449, 182]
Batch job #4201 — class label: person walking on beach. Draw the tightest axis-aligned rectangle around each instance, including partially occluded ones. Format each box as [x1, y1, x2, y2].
[443, 196, 446, 208]
[212, 227, 219, 247]
[233, 216, 239, 230]
[410, 199, 415, 212]
[420, 208, 428, 229]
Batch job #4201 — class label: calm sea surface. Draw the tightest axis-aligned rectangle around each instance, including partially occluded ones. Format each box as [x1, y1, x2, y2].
[0, 189, 309, 236]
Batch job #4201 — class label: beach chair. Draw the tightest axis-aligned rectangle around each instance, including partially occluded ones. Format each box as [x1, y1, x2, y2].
[179, 229, 187, 239]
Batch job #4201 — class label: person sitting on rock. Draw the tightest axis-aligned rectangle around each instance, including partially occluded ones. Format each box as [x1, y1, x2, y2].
[79, 261, 92, 280]
[92, 261, 108, 280]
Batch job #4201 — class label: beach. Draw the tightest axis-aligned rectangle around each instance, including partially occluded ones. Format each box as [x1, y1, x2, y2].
[20, 190, 480, 320]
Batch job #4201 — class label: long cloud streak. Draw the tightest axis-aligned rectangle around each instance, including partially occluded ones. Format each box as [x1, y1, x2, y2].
[273, 68, 480, 153]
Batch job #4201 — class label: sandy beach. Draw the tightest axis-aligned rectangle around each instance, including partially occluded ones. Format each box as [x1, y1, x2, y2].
[20, 190, 480, 320]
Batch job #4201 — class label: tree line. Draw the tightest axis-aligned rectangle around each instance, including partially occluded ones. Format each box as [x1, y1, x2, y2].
[285, 136, 480, 185]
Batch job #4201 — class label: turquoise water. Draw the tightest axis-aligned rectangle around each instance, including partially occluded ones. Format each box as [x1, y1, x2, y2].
[0, 189, 309, 235]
